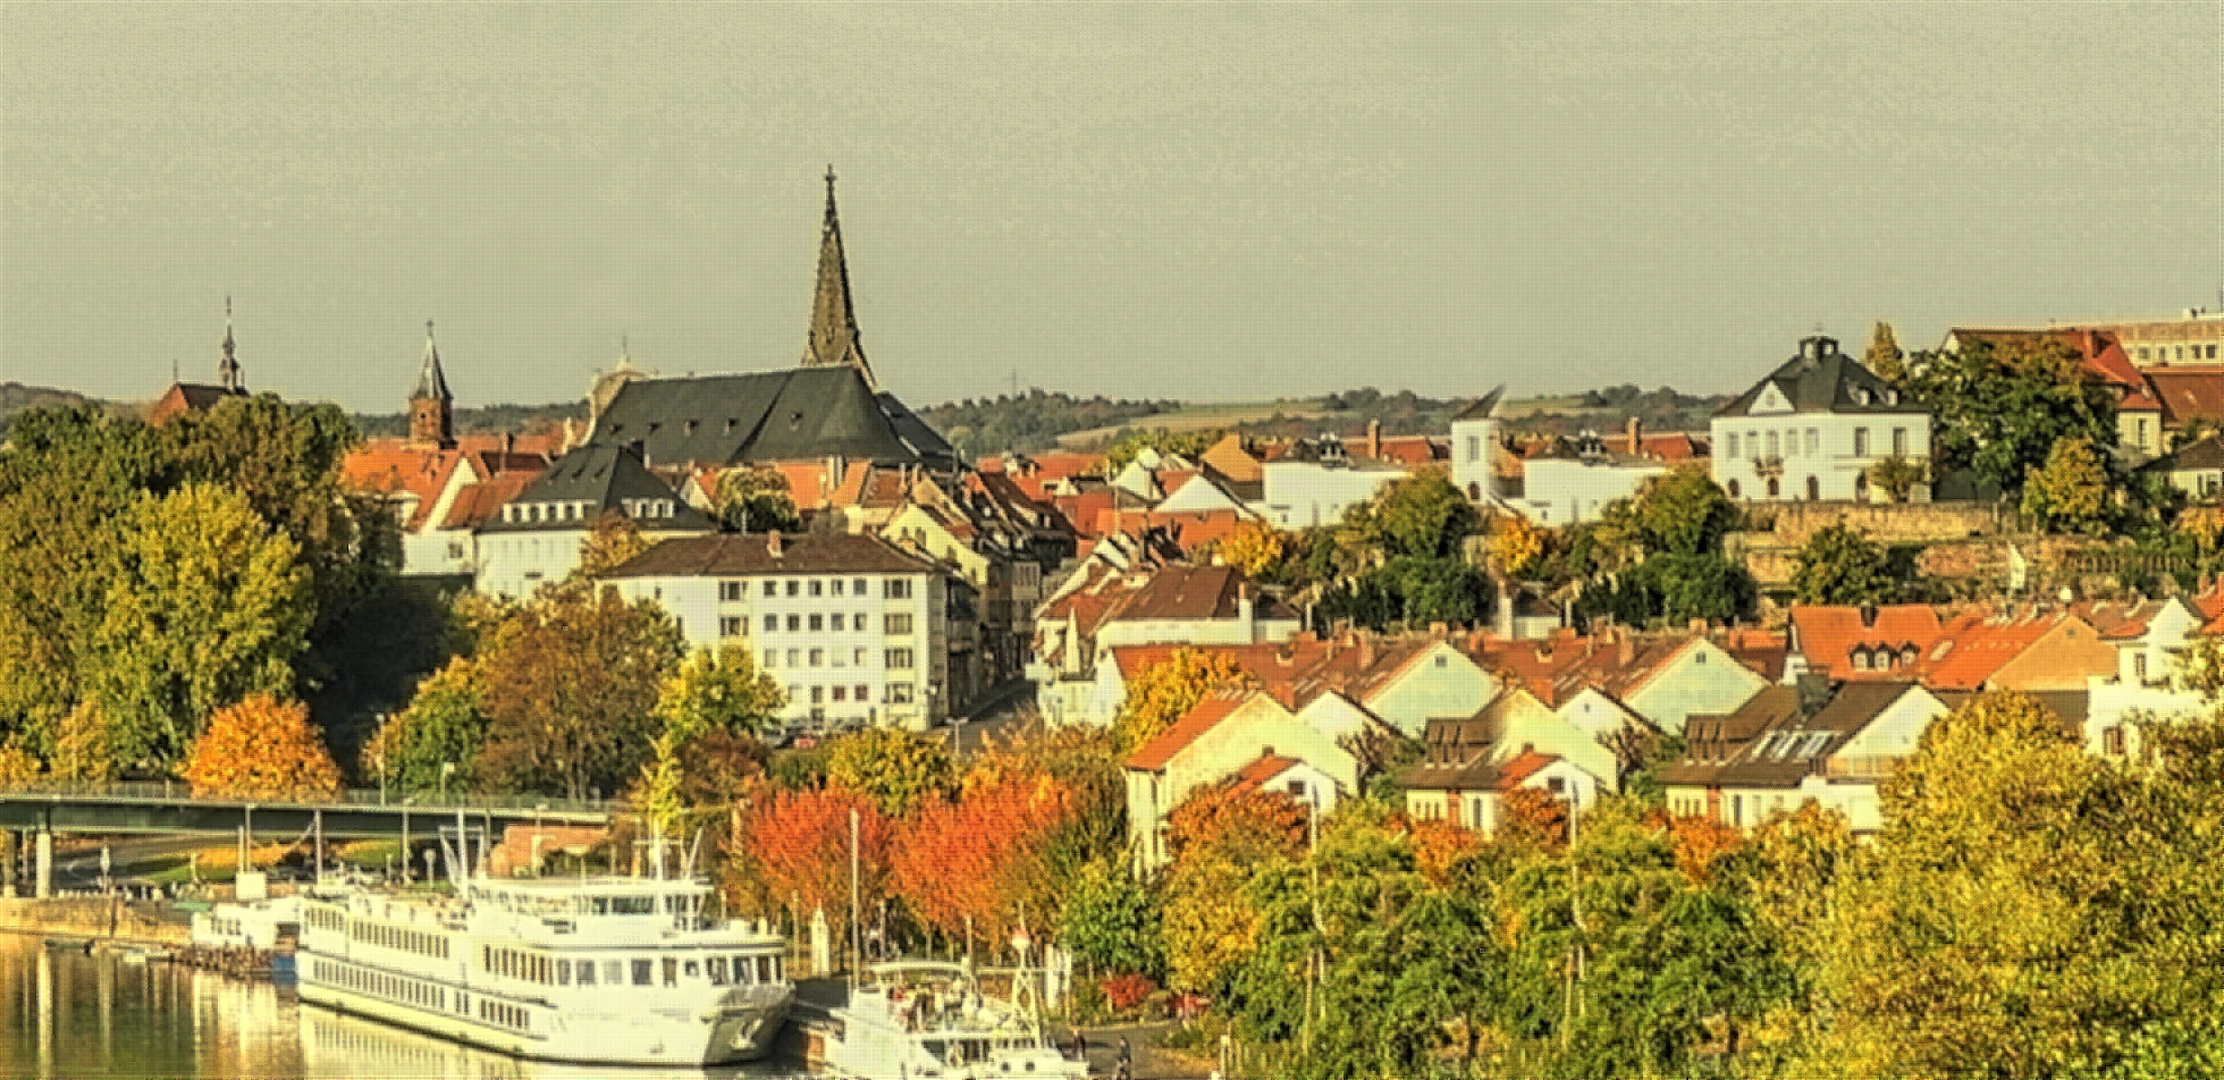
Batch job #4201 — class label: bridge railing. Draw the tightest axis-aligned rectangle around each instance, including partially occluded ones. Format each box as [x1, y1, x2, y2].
[0, 779, 614, 815]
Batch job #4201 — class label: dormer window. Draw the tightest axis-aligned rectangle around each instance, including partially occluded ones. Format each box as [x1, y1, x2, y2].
[1853, 387, 1872, 406]
[1884, 388, 1900, 406]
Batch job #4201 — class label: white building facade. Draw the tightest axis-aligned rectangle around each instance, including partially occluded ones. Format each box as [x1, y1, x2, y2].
[601, 532, 957, 731]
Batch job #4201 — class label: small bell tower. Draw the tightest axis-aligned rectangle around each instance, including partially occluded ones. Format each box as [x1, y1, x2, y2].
[409, 319, 456, 449]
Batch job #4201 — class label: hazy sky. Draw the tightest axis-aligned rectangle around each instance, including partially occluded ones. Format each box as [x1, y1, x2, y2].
[3, 3, 2218, 413]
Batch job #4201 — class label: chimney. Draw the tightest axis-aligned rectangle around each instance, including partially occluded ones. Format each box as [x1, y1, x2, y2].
[1367, 420, 1382, 461]
[1237, 583, 1257, 643]
[1859, 602, 1879, 629]
[1626, 416, 1642, 457]
[1494, 577, 1515, 640]
[502, 431, 515, 461]
[1619, 631, 1635, 667]
[767, 530, 783, 558]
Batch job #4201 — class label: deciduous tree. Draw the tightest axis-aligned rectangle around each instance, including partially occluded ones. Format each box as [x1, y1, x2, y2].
[713, 466, 803, 533]
[2022, 435, 2112, 535]
[1865, 453, 1927, 503]
[181, 694, 343, 800]
[1864, 320, 1906, 384]
[573, 511, 654, 581]
[1114, 648, 1253, 754]
[1058, 858, 1166, 977]
[1906, 336, 2117, 493]
[1791, 523, 1896, 605]
[654, 646, 785, 743]
[1161, 785, 1309, 993]
[88, 484, 314, 768]
[474, 583, 685, 799]
[1216, 520, 1287, 580]
[1487, 513, 1549, 578]
[364, 656, 489, 794]
[824, 725, 954, 818]
[728, 783, 893, 952]
[893, 770, 1078, 947]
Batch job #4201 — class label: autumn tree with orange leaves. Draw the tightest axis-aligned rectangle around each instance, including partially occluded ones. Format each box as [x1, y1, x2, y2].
[1161, 784, 1310, 992]
[181, 694, 343, 800]
[893, 771, 1079, 948]
[726, 784, 894, 953]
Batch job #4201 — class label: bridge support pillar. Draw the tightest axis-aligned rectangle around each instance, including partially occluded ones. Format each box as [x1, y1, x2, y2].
[34, 828, 52, 900]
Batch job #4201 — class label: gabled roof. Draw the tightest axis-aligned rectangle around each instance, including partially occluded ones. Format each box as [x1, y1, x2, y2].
[1918, 608, 2086, 691]
[2146, 369, 2224, 427]
[598, 531, 939, 579]
[1451, 385, 1504, 422]
[439, 469, 544, 530]
[1788, 605, 1946, 680]
[1666, 680, 1924, 789]
[1224, 753, 1307, 794]
[1599, 431, 1712, 463]
[1125, 690, 1253, 772]
[482, 442, 712, 532]
[593, 366, 951, 470]
[1716, 337, 1923, 418]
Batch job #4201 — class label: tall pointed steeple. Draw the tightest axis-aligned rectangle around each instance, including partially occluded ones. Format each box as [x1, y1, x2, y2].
[217, 295, 243, 392]
[799, 166, 876, 388]
[409, 319, 456, 449]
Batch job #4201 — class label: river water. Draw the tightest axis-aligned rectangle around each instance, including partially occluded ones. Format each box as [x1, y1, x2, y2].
[0, 935, 812, 1080]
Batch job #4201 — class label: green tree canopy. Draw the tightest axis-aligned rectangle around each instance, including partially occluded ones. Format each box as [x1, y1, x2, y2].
[1791, 523, 1896, 605]
[1628, 468, 1740, 557]
[88, 484, 314, 769]
[653, 646, 786, 743]
[713, 466, 803, 533]
[823, 725, 955, 818]
[2021, 435, 2113, 535]
[1906, 336, 2117, 493]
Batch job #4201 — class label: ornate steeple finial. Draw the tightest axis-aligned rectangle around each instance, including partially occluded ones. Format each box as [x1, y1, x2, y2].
[799, 165, 877, 388]
[217, 295, 243, 392]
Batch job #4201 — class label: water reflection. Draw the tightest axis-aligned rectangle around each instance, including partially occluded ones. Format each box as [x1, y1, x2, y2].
[0, 936, 807, 1080]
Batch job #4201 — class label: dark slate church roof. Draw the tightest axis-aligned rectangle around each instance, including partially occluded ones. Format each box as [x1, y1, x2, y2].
[1716, 336, 1926, 418]
[591, 365, 953, 470]
[480, 441, 714, 533]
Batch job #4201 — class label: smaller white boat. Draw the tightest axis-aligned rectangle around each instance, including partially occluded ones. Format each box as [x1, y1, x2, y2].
[820, 952, 1086, 1080]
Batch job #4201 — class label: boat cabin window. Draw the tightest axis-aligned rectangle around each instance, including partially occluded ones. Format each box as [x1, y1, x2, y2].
[683, 960, 700, 979]
[611, 896, 656, 916]
[557, 960, 572, 986]
[758, 956, 776, 983]
[588, 897, 610, 915]
[604, 960, 623, 985]
[632, 959, 653, 986]
[663, 957, 679, 987]
[708, 957, 729, 985]
[576, 959, 596, 986]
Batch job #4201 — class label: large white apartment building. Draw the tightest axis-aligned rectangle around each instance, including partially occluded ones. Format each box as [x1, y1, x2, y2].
[1712, 335, 1932, 503]
[599, 532, 963, 731]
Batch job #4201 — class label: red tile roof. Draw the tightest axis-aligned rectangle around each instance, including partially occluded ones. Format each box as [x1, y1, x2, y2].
[1224, 753, 1305, 793]
[1495, 749, 1562, 789]
[2147, 369, 2224, 427]
[1918, 608, 2076, 691]
[1600, 431, 1712, 463]
[1788, 606, 1946, 680]
[439, 469, 545, 530]
[1126, 691, 1252, 771]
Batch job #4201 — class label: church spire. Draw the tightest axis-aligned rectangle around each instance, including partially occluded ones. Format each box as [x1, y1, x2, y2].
[799, 165, 876, 388]
[409, 319, 455, 449]
[217, 295, 243, 392]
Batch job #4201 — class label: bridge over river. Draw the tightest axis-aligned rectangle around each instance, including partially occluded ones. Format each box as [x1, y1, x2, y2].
[0, 781, 614, 899]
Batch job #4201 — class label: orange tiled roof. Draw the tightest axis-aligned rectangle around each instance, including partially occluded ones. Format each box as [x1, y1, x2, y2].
[1225, 753, 1305, 793]
[440, 469, 546, 530]
[1126, 691, 1252, 771]
[1495, 749, 1562, 789]
[1788, 606, 1946, 681]
[1918, 608, 2074, 691]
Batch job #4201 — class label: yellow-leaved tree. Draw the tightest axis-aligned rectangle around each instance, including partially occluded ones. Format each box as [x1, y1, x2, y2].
[1216, 521, 1287, 580]
[1114, 648, 1253, 755]
[181, 694, 343, 800]
[1485, 513, 1548, 578]
[824, 726, 954, 818]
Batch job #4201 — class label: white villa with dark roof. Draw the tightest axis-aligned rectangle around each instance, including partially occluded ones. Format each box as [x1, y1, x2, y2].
[1712, 335, 1932, 503]
[474, 443, 714, 599]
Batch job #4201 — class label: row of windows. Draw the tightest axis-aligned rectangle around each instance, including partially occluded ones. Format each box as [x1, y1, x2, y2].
[549, 953, 783, 988]
[760, 646, 915, 672]
[785, 683, 888, 705]
[1725, 426, 1912, 462]
[741, 612, 915, 637]
[316, 959, 447, 1013]
[480, 998, 531, 1032]
[354, 919, 450, 959]
[2136, 343, 2220, 362]
[306, 906, 346, 933]
[715, 577, 913, 601]
[484, 945, 554, 985]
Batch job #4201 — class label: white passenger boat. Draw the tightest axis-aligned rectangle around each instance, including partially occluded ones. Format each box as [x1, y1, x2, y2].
[299, 1000, 802, 1080]
[820, 958, 1086, 1080]
[289, 822, 794, 1066]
